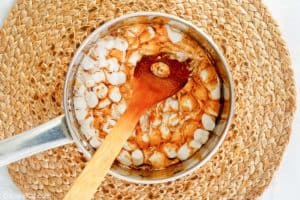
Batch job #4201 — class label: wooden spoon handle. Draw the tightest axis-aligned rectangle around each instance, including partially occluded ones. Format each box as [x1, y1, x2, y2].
[63, 105, 143, 200]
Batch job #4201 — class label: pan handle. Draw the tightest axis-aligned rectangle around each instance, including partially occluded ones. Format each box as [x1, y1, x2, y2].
[0, 115, 73, 166]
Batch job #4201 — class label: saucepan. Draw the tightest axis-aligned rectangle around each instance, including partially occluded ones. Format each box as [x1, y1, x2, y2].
[0, 12, 234, 184]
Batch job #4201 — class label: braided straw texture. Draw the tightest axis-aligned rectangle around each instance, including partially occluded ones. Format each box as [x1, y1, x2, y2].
[0, 0, 296, 199]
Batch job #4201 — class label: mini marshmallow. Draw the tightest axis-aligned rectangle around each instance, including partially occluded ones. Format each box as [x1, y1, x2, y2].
[97, 36, 128, 52]
[90, 136, 102, 148]
[139, 113, 150, 132]
[111, 102, 127, 120]
[106, 58, 120, 72]
[80, 117, 96, 140]
[128, 51, 142, 66]
[106, 71, 126, 85]
[74, 109, 88, 121]
[74, 84, 86, 97]
[162, 113, 170, 124]
[102, 119, 116, 134]
[85, 91, 98, 108]
[131, 149, 144, 166]
[175, 52, 188, 62]
[168, 113, 179, 126]
[117, 150, 132, 166]
[109, 87, 121, 103]
[91, 71, 106, 83]
[201, 114, 216, 131]
[162, 143, 177, 159]
[74, 96, 87, 109]
[97, 98, 111, 109]
[193, 128, 210, 144]
[116, 101, 127, 114]
[93, 83, 108, 99]
[180, 95, 197, 112]
[81, 55, 96, 71]
[151, 118, 162, 128]
[95, 42, 107, 58]
[147, 26, 155, 39]
[164, 97, 179, 112]
[165, 24, 183, 43]
[177, 143, 191, 161]
[142, 134, 150, 143]
[209, 79, 221, 100]
[159, 124, 170, 139]
[123, 141, 137, 151]
[200, 69, 208, 82]
[149, 151, 165, 168]
[113, 37, 128, 52]
[82, 73, 96, 88]
[189, 140, 202, 149]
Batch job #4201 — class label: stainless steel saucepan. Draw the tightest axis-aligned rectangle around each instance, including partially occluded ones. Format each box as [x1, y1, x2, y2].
[0, 12, 234, 184]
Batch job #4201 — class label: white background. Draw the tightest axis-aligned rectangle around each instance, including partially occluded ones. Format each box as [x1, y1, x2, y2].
[0, 0, 299, 199]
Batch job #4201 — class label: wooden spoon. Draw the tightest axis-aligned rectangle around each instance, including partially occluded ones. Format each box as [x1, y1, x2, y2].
[64, 53, 191, 200]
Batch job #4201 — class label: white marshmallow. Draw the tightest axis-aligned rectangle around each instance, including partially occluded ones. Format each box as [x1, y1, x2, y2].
[209, 79, 221, 100]
[74, 96, 87, 109]
[165, 25, 183, 43]
[74, 84, 86, 97]
[93, 83, 108, 99]
[159, 124, 170, 139]
[139, 113, 150, 132]
[142, 134, 150, 143]
[112, 37, 128, 52]
[95, 43, 107, 59]
[200, 69, 208, 82]
[81, 55, 96, 71]
[97, 36, 128, 52]
[123, 141, 137, 151]
[116, 101, 127, 114]
[131, 149, 144, 166]
[111, 102, 127, 120]
[162, 113, 170, 124]
[97, 98, 111, 109]
[189, 140, 202, 149]
[106, 71, 126, 85]
[175, 52, 188, 62]
[128, 51, 142, 66]
[168, 113, 179, 126]
[106, 58, 120, 72]
[201, 114, 216, 131]
[83, 73, 96, 88]
[80, 117, 96, 140]
[151, 118, 162, 128]
[90, 136, 102, 148]
[177, 143, 191, 161]
[85, 91, 98, 108]
[117, 150, 132, 166]
[74, 109, 88, 121]
[149, 151, 165, 167]
[164, 97, 179, 112]
[109, 87, 122, 103]
[194, 128, 210, 144]
[162, 144, 177, 159]
[147, 26, 155, 39]
[102, 119, 116, 134]
[91, 71, 106, 83]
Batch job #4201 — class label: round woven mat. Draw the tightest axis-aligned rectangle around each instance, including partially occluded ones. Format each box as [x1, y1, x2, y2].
[0, 0, 296, 199]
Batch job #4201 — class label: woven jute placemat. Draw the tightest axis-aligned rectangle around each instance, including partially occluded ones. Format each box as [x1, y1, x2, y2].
[0, 0, 296, 199]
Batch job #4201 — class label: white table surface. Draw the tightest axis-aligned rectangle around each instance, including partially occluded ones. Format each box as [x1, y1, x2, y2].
[0, 0, 299, 199]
